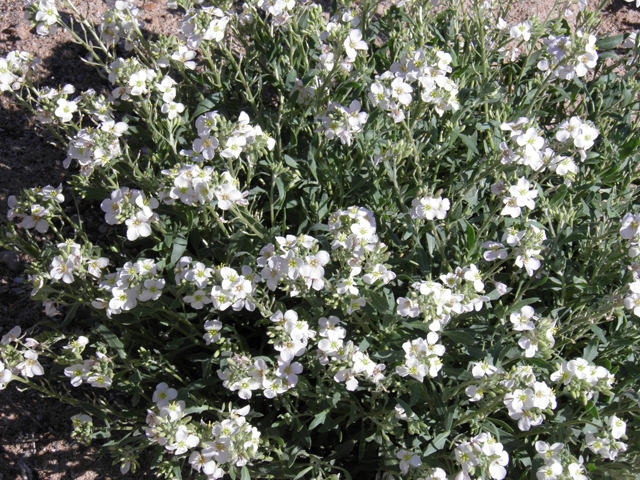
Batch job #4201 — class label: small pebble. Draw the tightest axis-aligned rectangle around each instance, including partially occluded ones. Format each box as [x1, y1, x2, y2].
[0, 251, 20, 271]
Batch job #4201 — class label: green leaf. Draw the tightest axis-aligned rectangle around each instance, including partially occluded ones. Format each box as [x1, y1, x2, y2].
[425, 233, 436, 256]
[94, 324, 126, 359]
[459, 132, 479, 155]
[294, 467, 314, 479]
[169, 235, 188, 268]
[584, 400, 600, 421]
[595, 34, 624, 51]
[309, 409, 330, 430]
[283, 155, 298, 169]
[369, 290, 391, 314]
[442, 330, 475, 346]
[431, 431, 450, 450]
[409, 381, 423, 406]
[583, 339, 599, 362]
[241, 466, 251, 480]
[173, 465, 183, 480]
[466, 222, 476, 250]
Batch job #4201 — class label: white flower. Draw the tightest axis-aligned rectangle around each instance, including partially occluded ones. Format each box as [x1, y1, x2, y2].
[167, 425, 200, 455]
[501, 197, 521, 218]
[50, 256, 75, 284]
[620, 212, 640, 239]
[54, 98, 77, 122]
[344, 29, 368, 60]
[215, 183, 243, 210]
[510, 305, 537, 331]
[153, 382, 178, 408]
[184, 290, 212, 309]
[515, 252, 541, 277]
[390, 77, 413, 105]
[608, 415, 626, 439]
[396, 449, 422, 474]
[482, 241, 508, 261]
[138, 279, 165, 301]
[509, 177, 538, 210]
[221, 135, 246, 158]
[231, 377, 260, 399]
[334, 368, 358, 390]
[125, 210, 153, 241]
[17, 350, 44, 378]
[64, 364, 87, 387]
[88, 373, 113, 388]
[510, 21, 532, 42]
[161, 101, 185, 120]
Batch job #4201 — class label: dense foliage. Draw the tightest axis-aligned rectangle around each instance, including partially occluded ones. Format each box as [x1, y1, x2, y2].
[2, 0, 640, 478]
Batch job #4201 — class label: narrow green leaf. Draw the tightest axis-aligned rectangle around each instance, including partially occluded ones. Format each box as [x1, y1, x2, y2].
[459, 133, 480, 155]
[294, 466, 314, 479]
[169, 235, 188, 268]
[309, 409, 330, 430]
[241, 466, 251, 480]
[442, 330, 475, 346]
[595, 34, 624, 51]
[466, 222, 476, 250]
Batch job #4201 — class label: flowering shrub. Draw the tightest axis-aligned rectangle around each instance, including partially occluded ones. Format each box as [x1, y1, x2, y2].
[2, 0, 640, 478]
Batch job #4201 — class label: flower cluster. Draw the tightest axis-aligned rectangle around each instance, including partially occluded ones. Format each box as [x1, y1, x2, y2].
[534, 440, 588, 480]
[410, 194, 450, 221]
[483, 224, 547, 277]
[585, 415, 628, 461]
[316, 12, 367, 73]
[100, 187, 158, 241]
[48, 240, 106, 287]
[25, 0, 60, 36]
[209, 265, 258, 312]
[537, 31, 598, 81]
[0, 50, 40, 92]
[92, 259, 165, 317]
[186, 111, 275, 163]
[502, 367, 556, 431]
[551, 357, 615, 401]
[316, 100, 368, 146]
[369, 46, 459, 120]
[327, 206, 396, 312]
[178, 7, 230, 49]
[454, 433, 509, 480]
[31, 83, 79, 124]
[465, 359, 504, 402]
[105, 57, 157, 101]
[217, 340, 298, 400]
[554, 117, 599, 162]
[0, 326, 43, 389]
[397, 263, 494, 331]
[499, 177, 538, 218]
[100, 0, 141, 50]
[257, 234, 330, 296]
[144, 385, 260, 478]
[395, 332, 445, 382]
[508, 305, 556, 358]
[498, 118, 550, 171]
[250, 0, 298, 27]
[64, 349, 114, 389]
[158, 165, 247, 210]
[63, 120, 129, 176]
[315, 315, 386, 390]
[7, 184, 64, 234]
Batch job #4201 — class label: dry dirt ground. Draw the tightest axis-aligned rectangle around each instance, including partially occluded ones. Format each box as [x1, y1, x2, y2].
[1, 0, 639, 479]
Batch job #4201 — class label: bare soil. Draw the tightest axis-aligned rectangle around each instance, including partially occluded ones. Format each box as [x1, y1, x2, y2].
[0, 0, 638, 479]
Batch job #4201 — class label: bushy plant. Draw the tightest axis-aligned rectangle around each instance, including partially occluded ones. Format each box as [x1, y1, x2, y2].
[2, 0, 640, 478]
